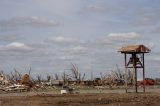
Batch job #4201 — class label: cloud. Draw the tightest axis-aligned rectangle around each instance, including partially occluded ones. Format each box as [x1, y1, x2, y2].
[46, 36, 91, 55]
[87, 5, 105, 12]
[0, 35, 20, 42]
[80, 3, 125, 15]
[79, 4, 107, 15]
[107, 32, 140, 40]
[46, 33, 143, 57]
[46, 36, 84, 46]
[49, 36, 74, 43]
[94, 32, 141, 48]
[0, 42, 33, 52]
[145, 42, 155, 49]
[72, 46, 86, 51]
[0, 16, 59, 29]
[152, 27, 160, 33]
[132, 9, 160, 28]
[59, 55, 74, 60]
[62, 46, 87, 55]
[133, 17, 156, 28]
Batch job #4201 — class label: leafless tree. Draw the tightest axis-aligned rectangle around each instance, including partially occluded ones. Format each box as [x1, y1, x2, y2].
[127, 69, 134, 85]
[70, 63, 85, 84]
[14, 68, 22, 81]
[46, 75, 51, 82]
[8, 68, 22, 83]
[113, 65, 134, 86]
[36, 74, 42, 84]
[54, 73, 59, 80]
[101, 65, 134, 88]
[28, 67, 31, 77]
[0, 70, 4, 75]
[61, 71, 68, 85]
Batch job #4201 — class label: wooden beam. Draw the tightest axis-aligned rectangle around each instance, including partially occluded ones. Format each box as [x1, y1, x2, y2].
[143, 53, 145, 92]
[126, 66, 144, 68]
[125, 53, 128, 93]
[135, 67, 138, 93]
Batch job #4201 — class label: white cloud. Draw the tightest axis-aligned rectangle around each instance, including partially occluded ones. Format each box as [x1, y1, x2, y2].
[133, 10, 159, 28]
[47, 36, 85, 46]
[59, 45, 88, 56]
[0, 42, 33, 52]
[133, 17, 157, 28]
[0, 16, 59, 29]
[79, 4, 107, 15]
[145, 42, 155, 49]
[72, 46, 86, 51]
[87, 5, 105, 12]
[50, 36, 74, 43]
[107, 32, 140, 40]
[59, 55, 75, 61]
[94, 32, 141, 47]
[6, 42, 25, 47]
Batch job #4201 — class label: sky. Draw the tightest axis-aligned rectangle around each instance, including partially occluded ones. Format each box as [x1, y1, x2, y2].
[0, 0, 160, 79]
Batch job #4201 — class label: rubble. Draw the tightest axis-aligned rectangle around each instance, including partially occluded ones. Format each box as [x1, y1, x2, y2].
[0, 72, 32, 93]
[20, 74, 32, 87]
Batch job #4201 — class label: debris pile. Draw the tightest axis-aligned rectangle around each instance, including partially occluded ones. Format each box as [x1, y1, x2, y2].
[0, 70, 32, 92]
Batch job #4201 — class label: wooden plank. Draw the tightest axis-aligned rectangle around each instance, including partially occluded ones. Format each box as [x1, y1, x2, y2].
[125, 54, 128, 93]
[143, 53, 145, 92]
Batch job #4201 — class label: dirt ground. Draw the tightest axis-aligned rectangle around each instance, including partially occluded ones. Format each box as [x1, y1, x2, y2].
[0, 92, 160, 106]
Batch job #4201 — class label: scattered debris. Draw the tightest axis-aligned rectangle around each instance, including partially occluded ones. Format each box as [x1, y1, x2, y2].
[61, 86, 74, 94]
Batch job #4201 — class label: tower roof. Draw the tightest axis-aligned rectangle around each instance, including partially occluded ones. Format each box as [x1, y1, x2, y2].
[119, 45, 151, 53]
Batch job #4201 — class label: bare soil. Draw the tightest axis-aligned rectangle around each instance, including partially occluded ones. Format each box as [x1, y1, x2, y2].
[0, 92, 160, 106]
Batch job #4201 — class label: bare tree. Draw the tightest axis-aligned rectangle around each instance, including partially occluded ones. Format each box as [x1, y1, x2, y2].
[36, 74, 42, 84]
[101, 65, 134, 88]
[54, 73, 59, 80]
[46, 75, 51, 82]
[70, 63, 85, 84]
[61, 71, 68, 85]
[127, 69, 134, 85]
[28, 67, 31, 77]
[14, 68, 22, 81]
[9, 68, 22, 83]
[113, 65, 134, 86]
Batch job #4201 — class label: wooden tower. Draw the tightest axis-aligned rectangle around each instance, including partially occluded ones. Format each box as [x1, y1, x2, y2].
[119, 45, 150, 93]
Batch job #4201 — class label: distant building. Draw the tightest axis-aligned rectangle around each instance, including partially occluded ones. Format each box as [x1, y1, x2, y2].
[0, 72, 9, 85]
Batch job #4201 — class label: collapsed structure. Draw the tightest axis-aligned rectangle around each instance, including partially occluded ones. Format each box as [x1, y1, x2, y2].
[0, 73, 31, 92]
[0, 72, 9, 85]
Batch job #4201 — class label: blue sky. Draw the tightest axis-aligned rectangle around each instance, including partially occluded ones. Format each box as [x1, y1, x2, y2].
[0, 0, 160, 79]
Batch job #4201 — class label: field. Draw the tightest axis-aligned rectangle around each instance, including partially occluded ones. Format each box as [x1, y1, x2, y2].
[0, 93, 160, 106]
[0, 86, 160, 106]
